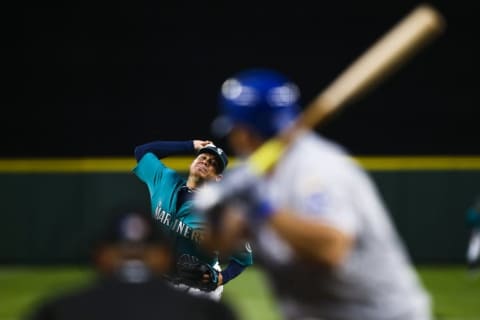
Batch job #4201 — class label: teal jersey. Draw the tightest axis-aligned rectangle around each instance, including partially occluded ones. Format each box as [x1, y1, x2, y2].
[133, 152, 252, 270]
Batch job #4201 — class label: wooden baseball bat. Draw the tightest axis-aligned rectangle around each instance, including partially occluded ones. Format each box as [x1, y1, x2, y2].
[248, 4, 445, 174]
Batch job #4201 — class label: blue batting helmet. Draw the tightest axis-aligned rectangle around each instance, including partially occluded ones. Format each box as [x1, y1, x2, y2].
[214, 69, 301, 139]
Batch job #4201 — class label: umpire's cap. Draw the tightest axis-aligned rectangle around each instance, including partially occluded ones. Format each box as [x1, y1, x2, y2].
[197, 144, 228, 173]
[213, 68, 301, 139]
[99, 211, 167, 246]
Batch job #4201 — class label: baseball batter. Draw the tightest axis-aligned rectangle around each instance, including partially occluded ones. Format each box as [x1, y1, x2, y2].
[133, 140, 252, 301]
[199, 69, 432, 319]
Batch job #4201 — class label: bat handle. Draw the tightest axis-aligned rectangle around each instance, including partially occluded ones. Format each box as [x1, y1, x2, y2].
[247, 97, 333, 175]
[247, 138, 287, 175]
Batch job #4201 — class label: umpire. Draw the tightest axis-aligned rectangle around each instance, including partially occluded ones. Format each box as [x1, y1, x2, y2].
[27, 211, 237, 320]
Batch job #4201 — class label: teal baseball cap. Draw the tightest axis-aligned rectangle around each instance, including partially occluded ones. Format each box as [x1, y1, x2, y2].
[197, 144, 229, 173]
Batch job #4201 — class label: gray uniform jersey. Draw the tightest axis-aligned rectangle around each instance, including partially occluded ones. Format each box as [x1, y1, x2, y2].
[255, 132, 431, 320]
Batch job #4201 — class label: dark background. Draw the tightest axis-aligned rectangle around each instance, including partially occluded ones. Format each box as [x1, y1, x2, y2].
[5, 0, 479, 157]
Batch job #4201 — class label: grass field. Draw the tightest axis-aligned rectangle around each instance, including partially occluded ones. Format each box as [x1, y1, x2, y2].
[1, 265, 479, 320]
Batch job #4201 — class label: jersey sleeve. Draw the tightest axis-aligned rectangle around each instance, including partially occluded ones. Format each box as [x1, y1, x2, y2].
[132, 152, 166, 195]
[293, 171, 360, 236]
[134, 140, 194, 161]
[228, 242, 253, 266]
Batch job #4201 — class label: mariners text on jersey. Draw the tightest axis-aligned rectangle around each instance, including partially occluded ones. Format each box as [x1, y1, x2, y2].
[154, 202, 204, 243]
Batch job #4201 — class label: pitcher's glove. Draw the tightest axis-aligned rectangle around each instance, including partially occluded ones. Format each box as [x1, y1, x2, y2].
[176, 259, 220, 292]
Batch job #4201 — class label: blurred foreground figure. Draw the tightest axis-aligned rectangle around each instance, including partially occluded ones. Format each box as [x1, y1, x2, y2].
[198, 69, 432, 320]
[466, 196, 480, 272]
[28, 211, 237, 320]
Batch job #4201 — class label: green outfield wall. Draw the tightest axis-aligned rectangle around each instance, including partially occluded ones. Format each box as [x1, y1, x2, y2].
[0, 157, 479, 264]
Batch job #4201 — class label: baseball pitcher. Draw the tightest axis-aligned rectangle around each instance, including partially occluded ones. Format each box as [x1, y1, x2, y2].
[133, 140, 252, 301]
